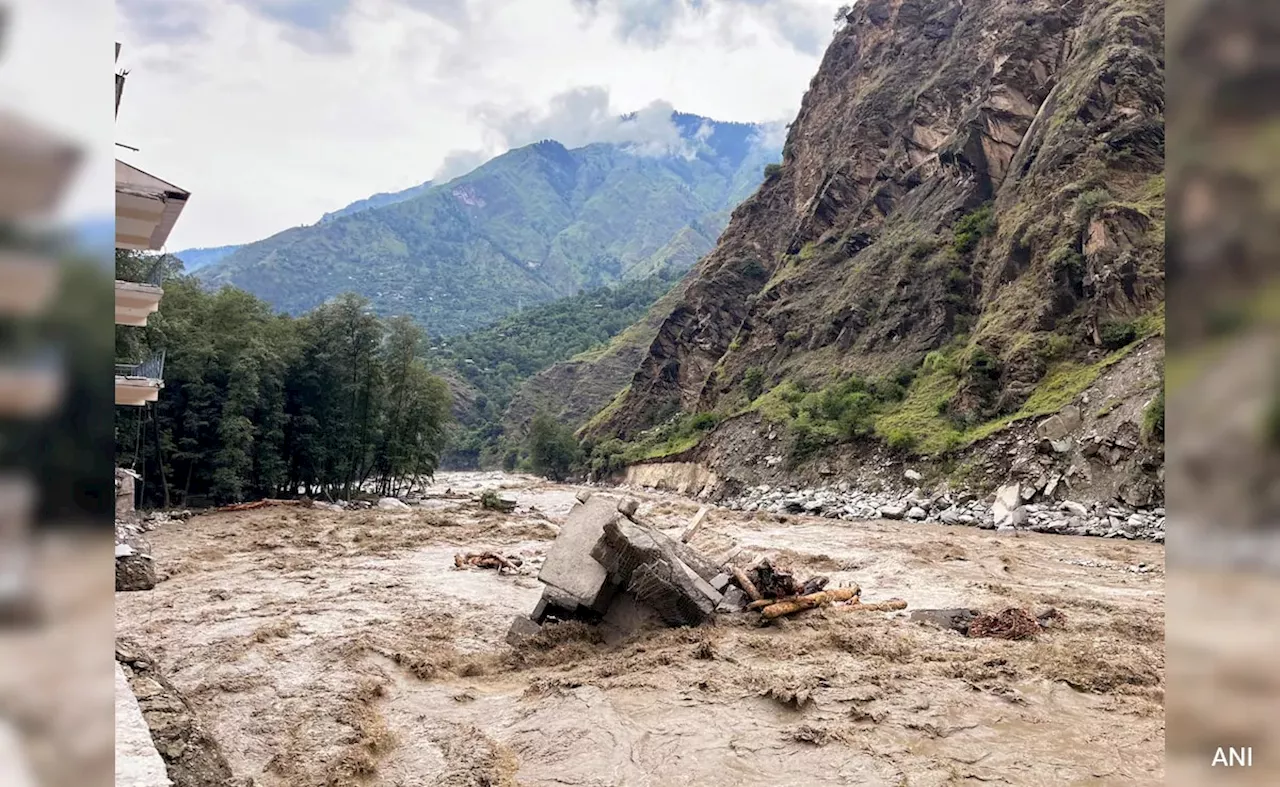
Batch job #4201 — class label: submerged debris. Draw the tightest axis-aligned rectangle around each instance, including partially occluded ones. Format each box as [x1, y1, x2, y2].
[454, 552, 523, 573]
[968, 608, 1053, 640]
[480, 491, 517, 512]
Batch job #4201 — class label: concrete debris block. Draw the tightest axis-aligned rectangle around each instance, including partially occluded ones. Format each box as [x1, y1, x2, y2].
[539, 495, 618, 613]
[628, 559, 719, 627]
[575, 489, 593, 504]
[718, 586, 746, 612]
[506, 615, 543, 646]
[680, 506, 709, 543]
[617, 498, 639, 518]
[377, 497, 411, 511]
[710, 572, 731, 592]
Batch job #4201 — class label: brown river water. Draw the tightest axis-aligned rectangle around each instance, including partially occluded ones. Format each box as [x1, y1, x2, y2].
[116, 471, 1165, 786]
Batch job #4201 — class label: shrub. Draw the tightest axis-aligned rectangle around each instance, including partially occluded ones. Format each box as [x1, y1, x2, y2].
[742, 366, 767, 401]
[1073, 188, 1113, 221]
[764, 162, 784, 179]
[1099, 320, 1138, 350]
[740, 257, 767, 280]
[884, 427, 919, 453]
[953, 206, 996, 254]
[1142, 386, 1164, 443]
[688, 412, 720, 431]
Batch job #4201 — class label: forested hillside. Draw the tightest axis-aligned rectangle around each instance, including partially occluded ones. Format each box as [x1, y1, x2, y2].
[115, 252, 452, 507]
[431, 268, 682, 467]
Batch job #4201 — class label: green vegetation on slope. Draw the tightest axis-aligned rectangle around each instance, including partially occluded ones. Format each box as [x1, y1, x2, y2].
[436, 270, 681, 467]
[201, 116, 779, 337]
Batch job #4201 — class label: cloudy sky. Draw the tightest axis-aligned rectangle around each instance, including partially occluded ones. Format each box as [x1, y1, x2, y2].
[111, 0, 840, 250]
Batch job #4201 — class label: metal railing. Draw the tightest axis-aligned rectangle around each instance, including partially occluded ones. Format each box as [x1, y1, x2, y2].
[115, 349, 165, 380]
[115, 256, 166, 287]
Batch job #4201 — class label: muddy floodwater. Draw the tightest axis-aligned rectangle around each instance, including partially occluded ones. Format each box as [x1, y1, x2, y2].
[116, 472, 1165, 786]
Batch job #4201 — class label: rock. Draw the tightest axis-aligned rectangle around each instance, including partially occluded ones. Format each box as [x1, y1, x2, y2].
[376, 497, 410, 511]
[1060, 500, 1089, 517]
[909, 608, 978, 634]
[991, 483, 1026, 529]
[575, 490, 594, 504]
[115, 543, 136, 559]
[1050, 438, 1074, 453]
[904, 469, 923, 482]
[710, 572, 732, 592]
[1036, 406, 1082, 441]
[116, 553, 156, 592]
[879, 506, 906, 520]
[939, 507, 961, 525]
[617, 498, 639, 518]
[506, 616, 543, 646]
[907, 506, 928, 520]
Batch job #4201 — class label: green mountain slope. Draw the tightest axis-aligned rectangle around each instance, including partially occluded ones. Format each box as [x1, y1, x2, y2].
[199, 114, 780, 336]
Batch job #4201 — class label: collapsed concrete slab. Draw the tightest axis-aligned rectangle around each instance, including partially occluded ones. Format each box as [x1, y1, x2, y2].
[516, 497, 725, 636]
[537, 495, 619, 615]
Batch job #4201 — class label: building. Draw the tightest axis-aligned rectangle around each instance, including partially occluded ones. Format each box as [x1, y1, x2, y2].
[114, 42, 189, 407]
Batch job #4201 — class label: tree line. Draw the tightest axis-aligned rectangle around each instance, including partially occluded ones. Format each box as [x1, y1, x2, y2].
[115, 252, 451, 507]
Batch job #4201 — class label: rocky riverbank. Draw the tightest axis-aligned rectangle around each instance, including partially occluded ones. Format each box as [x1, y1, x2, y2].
[718, 478, 1165, 542]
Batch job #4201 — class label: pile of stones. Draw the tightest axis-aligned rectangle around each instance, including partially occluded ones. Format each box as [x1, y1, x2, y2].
[720, 473, 1164, 542]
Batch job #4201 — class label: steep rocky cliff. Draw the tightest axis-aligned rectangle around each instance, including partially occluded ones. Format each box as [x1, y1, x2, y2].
[584, 0, 1164, 503]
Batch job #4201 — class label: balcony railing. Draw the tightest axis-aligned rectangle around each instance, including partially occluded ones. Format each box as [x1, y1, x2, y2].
[115, 349, 165, 380]
[116, 256, 166, 287]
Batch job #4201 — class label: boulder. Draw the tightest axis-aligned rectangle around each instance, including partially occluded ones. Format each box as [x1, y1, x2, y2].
[904, 469, 923, 482]
[907, 506, 928, 520]
[879, 506, 906, 520]
[376, 497, 411, 511]
[991, 483, 1027, 530]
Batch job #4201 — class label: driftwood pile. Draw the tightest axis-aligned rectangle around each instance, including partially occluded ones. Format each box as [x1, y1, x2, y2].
[726, 558, 907, 622]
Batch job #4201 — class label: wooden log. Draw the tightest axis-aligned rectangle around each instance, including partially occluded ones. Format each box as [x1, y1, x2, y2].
[680, 506, 710, 543]
[731, 566, 763, 602]
[746, 582, 860, 611]
[760, 587, 860, 620]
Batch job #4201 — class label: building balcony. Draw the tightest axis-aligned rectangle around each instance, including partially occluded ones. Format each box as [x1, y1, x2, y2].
[0, 250, 60, 316]
[115, 350, 165, 407]
[115, 261, 164, 326]
[116, 159, 190, 252]
[0, 110, 82, 221]
[0, 350, 64, 418]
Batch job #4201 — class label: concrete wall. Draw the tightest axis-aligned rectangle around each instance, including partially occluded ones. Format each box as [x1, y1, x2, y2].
[114, 663, 172, 787]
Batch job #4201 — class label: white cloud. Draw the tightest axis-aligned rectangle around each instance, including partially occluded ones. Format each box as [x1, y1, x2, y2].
[113, 0, 835, 249]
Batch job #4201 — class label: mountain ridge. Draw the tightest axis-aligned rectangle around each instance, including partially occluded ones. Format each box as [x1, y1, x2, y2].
[198, 112, 781, 337]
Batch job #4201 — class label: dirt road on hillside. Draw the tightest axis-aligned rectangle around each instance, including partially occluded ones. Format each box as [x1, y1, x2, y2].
[116, 472, 1165, 786]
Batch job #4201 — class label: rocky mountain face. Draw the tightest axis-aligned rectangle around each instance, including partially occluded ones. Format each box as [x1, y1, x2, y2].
[582, 0, 1165, 508]
[198, 114, 781, 337]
